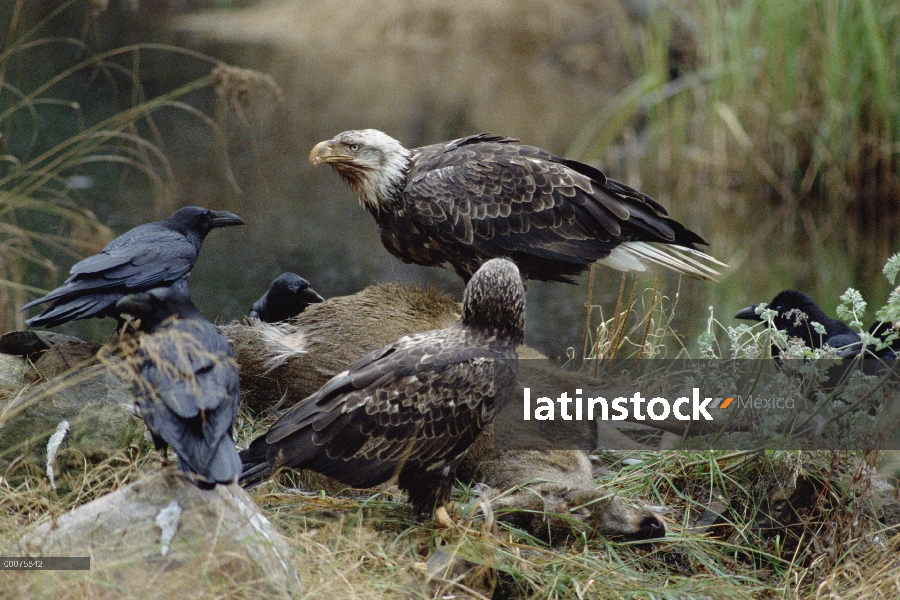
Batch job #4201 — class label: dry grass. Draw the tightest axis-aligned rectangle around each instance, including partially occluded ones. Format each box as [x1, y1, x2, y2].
[4, 419, 898, 598]
[2, 257, 889, 596]
[3, 309, 900, 597]
[6, 328, 900, 598]
[582, 271, 685, 361]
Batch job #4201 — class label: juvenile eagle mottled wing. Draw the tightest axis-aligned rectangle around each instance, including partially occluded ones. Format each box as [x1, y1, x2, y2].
[263, 330, 514, 489]
[404, 135, 707, 279]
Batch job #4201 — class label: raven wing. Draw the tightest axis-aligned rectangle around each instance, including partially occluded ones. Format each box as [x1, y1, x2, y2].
[136, 320, 240, 481]
[22, 225, 196, 309]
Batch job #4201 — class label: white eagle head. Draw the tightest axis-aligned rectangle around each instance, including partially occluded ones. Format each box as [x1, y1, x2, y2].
[310, 129, 411, 212]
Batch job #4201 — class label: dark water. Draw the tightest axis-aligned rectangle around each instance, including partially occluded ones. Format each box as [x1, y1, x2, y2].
[6, 2, 718, 358]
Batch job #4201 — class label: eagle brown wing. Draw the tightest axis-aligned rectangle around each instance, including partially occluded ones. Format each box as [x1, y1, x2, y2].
[262, 329, 514, 489]
[404, 135, 707, 281]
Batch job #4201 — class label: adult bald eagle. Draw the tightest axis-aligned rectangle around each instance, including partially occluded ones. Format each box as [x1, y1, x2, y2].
[311, 130, 725, 283]
[239, 258, 524, 523]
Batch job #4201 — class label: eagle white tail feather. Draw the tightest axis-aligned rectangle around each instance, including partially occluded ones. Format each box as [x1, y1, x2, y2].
[248, 319, 308, 371]
[600, 242, 726, 281]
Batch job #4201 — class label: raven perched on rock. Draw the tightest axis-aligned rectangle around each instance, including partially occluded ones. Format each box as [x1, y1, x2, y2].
[311, 129, 725, 283]
[21, 206, 244, 328]
[116, 285, 242, 487]
[249, 272, 325, 323]
[239, 258, 525, 524]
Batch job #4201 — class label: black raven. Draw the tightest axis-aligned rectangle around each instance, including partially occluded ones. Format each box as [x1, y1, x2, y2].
[21, 206, 244, 328]
[870, 320, 900, 354]
[735, 290, 855, 352]
[239, 258, 524, 524]
[735, 289, 897, 371]
[248, 272, 325, 323]
[310, 130, 726, 283]
[115, 285, 242, 486]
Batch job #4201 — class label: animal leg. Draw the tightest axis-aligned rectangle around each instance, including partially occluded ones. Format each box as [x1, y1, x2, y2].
[434, 504, 455, 529]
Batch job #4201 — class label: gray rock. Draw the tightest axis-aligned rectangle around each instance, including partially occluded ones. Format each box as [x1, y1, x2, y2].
[26, 339, 102, 382]
[12, 469, 300, 597]
[0, 353, 26, 404]
[0, 330, 88, 357]
[0, 362, 146, 476]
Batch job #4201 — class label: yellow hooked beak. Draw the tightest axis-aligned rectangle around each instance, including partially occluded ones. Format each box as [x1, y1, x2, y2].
[309, 140, 354, 165]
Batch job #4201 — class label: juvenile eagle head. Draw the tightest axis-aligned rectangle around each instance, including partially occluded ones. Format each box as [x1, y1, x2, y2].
[462, 258, 526, 345]
[310, 129, 410, 212]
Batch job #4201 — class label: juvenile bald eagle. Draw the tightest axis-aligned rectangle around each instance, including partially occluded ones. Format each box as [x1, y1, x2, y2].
[311, 130, 725, 283]
[239, 258, 524, 521]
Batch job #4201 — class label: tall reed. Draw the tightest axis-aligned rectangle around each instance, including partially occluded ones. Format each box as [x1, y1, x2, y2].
[572, 0, 899, 326]
[0, 0, 231, 333]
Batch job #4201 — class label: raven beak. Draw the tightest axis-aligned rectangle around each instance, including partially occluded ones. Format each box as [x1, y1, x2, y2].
[304, 288, 326, 304]
[734, 304, 762, 321]
[211, 210, 244, 228]
[310, 140, 353, 165]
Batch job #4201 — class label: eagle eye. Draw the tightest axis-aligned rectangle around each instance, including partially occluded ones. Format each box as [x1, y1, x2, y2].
[349, 143, 360, 152]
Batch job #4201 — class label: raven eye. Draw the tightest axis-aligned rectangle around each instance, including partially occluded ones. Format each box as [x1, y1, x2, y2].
[349, 144, 359, 151]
